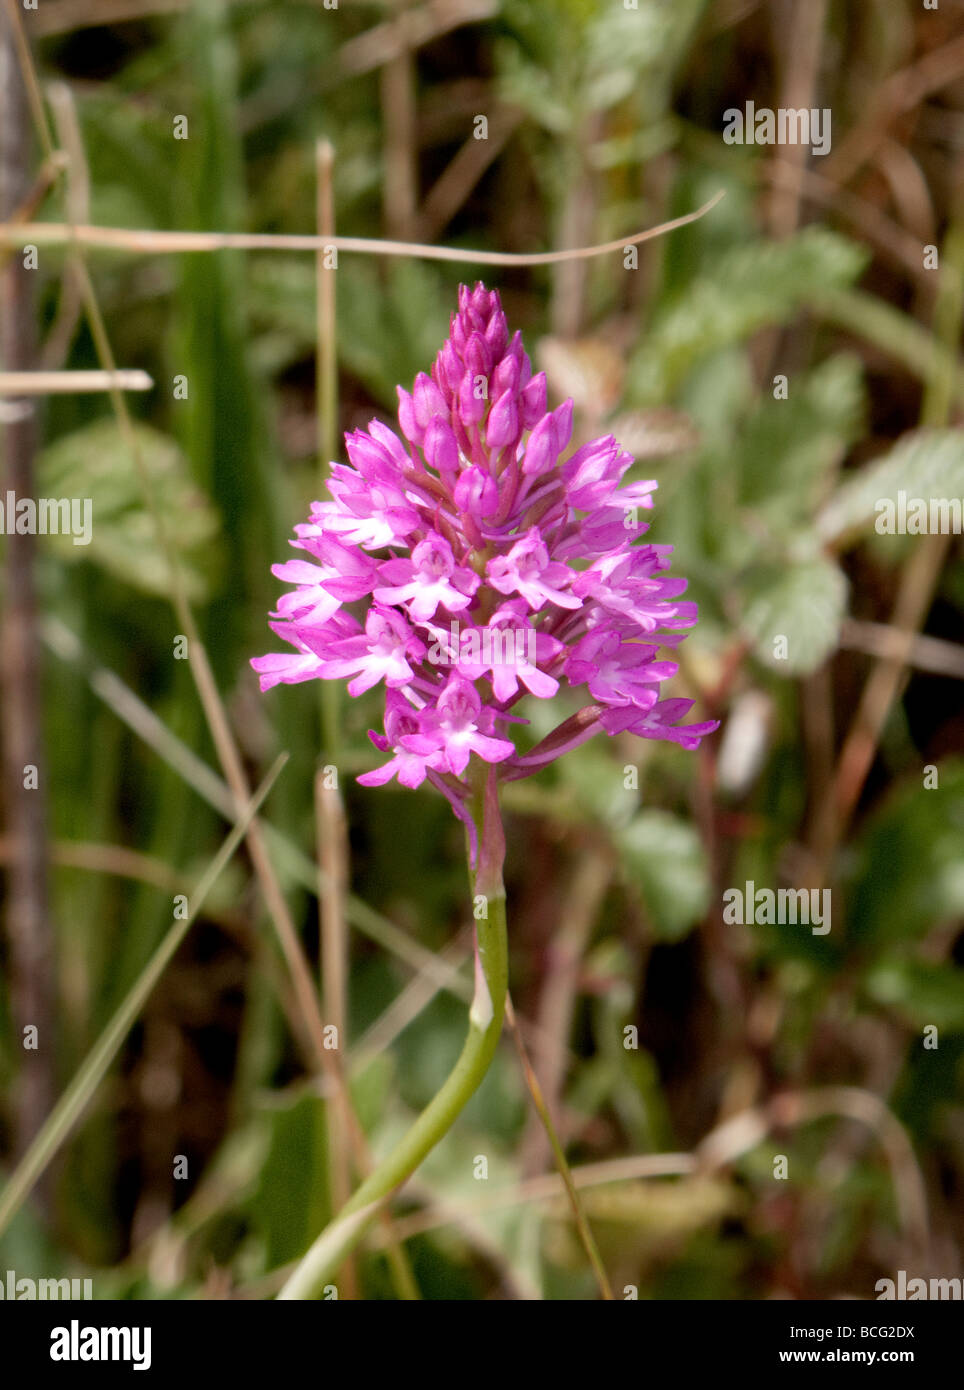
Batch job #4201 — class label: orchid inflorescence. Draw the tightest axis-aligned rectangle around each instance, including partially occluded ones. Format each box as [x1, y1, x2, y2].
[253, 283, 717, 829]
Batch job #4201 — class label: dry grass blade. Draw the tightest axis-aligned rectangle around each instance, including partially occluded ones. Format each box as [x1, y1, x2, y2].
[1, 192, 726, 265]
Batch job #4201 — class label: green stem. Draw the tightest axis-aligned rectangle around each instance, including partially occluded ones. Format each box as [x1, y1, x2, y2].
[278, 765, 508, 1300]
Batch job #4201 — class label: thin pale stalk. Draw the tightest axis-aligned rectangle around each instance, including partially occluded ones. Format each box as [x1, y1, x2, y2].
[315, 138, 337, 495]
[379, 1, 417, 240]
[504, 996, 614, 1301]
[0, 369, 151, 393]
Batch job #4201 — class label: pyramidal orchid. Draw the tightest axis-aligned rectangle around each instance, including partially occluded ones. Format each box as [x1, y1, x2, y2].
[259, 284, 717, 1299]
[254, 283, 716, 833]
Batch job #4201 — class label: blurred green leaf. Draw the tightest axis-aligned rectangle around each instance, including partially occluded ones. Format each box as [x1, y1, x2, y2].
[631, 228, 868, 402]
[818, 429, 964, 543]
[250, 1094, 329, 1268]
[737, 354, 865, 521]
[849, 760, 964, 946]
[336, 261, 453, 411]
[864, 960, 964, 1032]
[556, 739, 637, 827]
[617, 810, 710, 939]
[740, 556, 847, 674]
[249, 258, 456, 413]
[38, 418, 221, 599]
[811, 286, 964, 407]
[582, 2, 699, 116]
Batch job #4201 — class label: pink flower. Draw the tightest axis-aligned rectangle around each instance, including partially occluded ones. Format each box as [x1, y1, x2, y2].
[317, 607, 425, 696]
[374, 534, 480, 621]
[253, 283, 717, 803]
[599, 698, 720, 750]
[565, 629, 677, 707]
[358, 692, 446, 788]
[270, 559, 343, 628]
[486, 528, 581, 612]
[426, 676, 514, 776]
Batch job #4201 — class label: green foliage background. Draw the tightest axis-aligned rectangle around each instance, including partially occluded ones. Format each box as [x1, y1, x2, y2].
[1, 0, 962, 1300]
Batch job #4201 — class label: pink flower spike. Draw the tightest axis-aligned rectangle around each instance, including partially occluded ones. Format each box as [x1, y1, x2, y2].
[254, 281, 717, 808]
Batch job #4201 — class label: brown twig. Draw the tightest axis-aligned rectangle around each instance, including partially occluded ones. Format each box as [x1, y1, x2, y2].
[550, 112, 602, 340]
[839, 617, 964, 680]
[765, 0, 828, 239]
[821, 532, 953, 859]
[763, 159, 942, 291]
[27, 0, 191, 38]
[336, 0, 497, 80]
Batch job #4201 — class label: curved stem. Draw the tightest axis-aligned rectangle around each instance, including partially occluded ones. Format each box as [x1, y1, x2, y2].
[278, 765, 508, 1300]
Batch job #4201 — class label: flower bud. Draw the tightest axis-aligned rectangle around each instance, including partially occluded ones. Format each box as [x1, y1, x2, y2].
[458, 370, 487, 424]
[520, 372, 547, 428]
[454, 464, 499, 518]
[521, 412, 558, 476]
[413, 372, 448, 429]
[396, 386, 423, 445]
[491, 353, 521, 399]
[485, 389, 519, 450]
[484, 310, 509, 360]
[435, 342, 460, 397]
[450, 313, 467, 354]
[465, 332, 492, 380]
[552, 399, 574, 454]
[423, 417, 458, 478]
